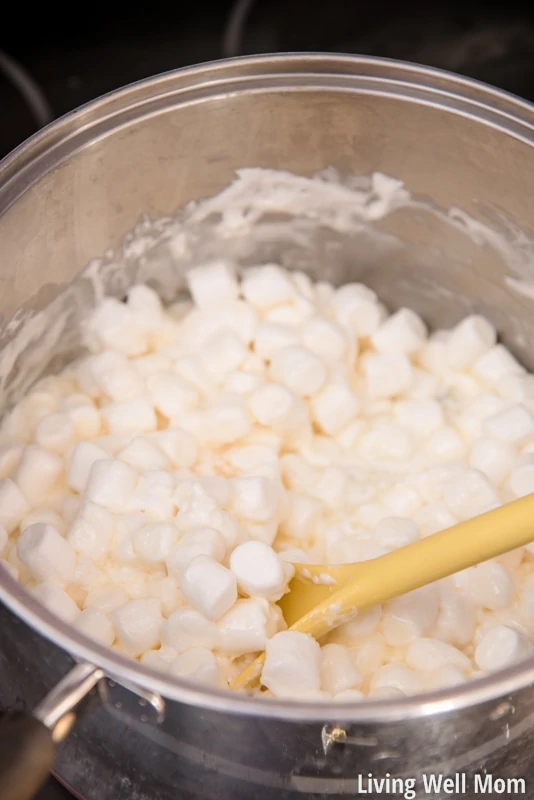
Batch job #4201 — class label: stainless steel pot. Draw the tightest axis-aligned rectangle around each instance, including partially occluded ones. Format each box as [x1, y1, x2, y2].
[1, 54, 534, 800]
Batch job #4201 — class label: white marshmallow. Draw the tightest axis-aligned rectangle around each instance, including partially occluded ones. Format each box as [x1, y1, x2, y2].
[484, 404, 534, 444]
[0, 444, 22, 479]
[469, 438, 515, 486]
[508, 455, 534, 498]
[112, 598, 162, 656]
[217, 598, 283, 656]
[362, 353, 413, 399]
[119, 437, 170, 472]
[33, 582, 80, 622]
[424, 665, 467, 690]
[446, 315, 496, 370]
[74, 608, 115, 647]
[102, 396, 157, 435]
[203, 398, 252, 446]
[436, 581, 476, 645]
[201, 330, 247, 377]
[0, 478, 30, 533]
[65, 401, 101, 440]
[83, 584, 130, 614]
[67, 441, 109, 493]
[381, 588, 439, 646]
[373, 517, 419, 551]
[17, 523, 76, 584]
[144, 576, 183, 617]
[126, 285, 164, 334]
[34, 413, 75, 455]
[465, 562, 513, 611]
[371, 308, 427, 355]
[475, 624, 532, 671]
[262, 631, 322, 698]
[162, 606, 218, 653]
[181, 555, 237, 621]
[248, 384, 309, 433]
[333, 284, 385, 337]
[311, 383, 360, 436]
[16, 446, 63, 505]
[242, 264, 295, 309]
[230, 541, 289, 600]
[170, 646, 224, 688]
[424, 428, 467, 461]
[150, 430, 198, 468]
[269, 346, 327, 397]
[443, 469, 498, 520]
[229, 475, 279, 525]
[393, 400, 444, 439]
[405, 638, 470, 672]
[132, 523, 178, 564]
[473, 345, 525, 384]
[141, 646, 177, 673]
[301, 316, 348, 362]
[133, 353, 172, 378]
[87, 297, 148, 356]
[88, 351, 145, 402]
[224, 370, 264, 395]
[320, 643, 362, 694]
[85, 459, 138, 513]
[67, 502, 115, 562]
[329, 606, 383, 645]
[348, 634, 387, 677]
[187, 260, 239, 309]
[280, 492, 322, 541]
[382, 484, 422, 517]
[127, 470, 175, 519]
[359, 423, 413, 461]
[0, 524, 7, 557]
[253, 322, 299, 360]
[369, 664, 422, 695]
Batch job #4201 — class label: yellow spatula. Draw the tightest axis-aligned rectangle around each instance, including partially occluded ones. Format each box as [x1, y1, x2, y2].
[232, 493, 534, 691]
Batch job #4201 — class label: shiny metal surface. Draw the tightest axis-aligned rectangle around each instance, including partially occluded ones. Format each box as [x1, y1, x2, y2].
[1, 54, 534, 798]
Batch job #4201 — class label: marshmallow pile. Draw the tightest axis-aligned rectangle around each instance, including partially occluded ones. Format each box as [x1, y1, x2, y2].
[1, 260, 534, 701]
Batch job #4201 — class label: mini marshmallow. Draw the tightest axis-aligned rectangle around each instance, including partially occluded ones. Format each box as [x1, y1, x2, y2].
[262, 631, 322, 698]
[85, 459, 138, 513]
[473, 345, 526, 384]
[224, 370, 264, 395]
[187, 260, 239, 309]
[280, 491, 322, 541]
[16, 446, 63, 505]
[436, 581, 476, 645]
[371, 308, 427, 355]
[248, 383, 309, 433]
[0, 444, 22, 479]
[0, 478, 30, 533]
[393, 400, 444, 439]
[217, 598, 283, 656]
[144, 576, 183, 617]
[465, 562, 513, 611]
[469, 438, 515, 486]
[509, 455, 534, 497]
[311, 382, 360, 436]
[242, 264, 295, 309]
[405, 638, 470, 672]
[202, 399, 253, 446]
[445, 315, 496, 370]
[83, 584, 130, 614]
[230, 541, 290, 600]
[201, 330, 247, 378]
[329, 606, 383, 646]
[484, 404, 534, 444]
[74, 608, 115, 647]
[320, 643, 362, 694]
[34, 413, 75, 455]
[301, 316, 348, 362]
[359, 423, 414, 461]
[67, 502, 115, 562]
[348, 634, 387, 677]
[170, 646, 224, 688]
[230, 475, 279, 524]
[269, 346, 327, 397]
[87, 297, 148, 356]
[33, 582, 80, 622]
[381, 588, 439, 646]
[0, 524, 7, 557]
[67, 441, 109, 493]
[181, 555, 237, 621]
[112, 598, 162, 656]
[141, 646, 178, 673]
[162, 606, 218, 653]
[369, 664, 422, 695]
[17, 523, 76, 584]
[424, 428, 467, 461]
[126, 284, 164, 333]
[475, 624, 532, 671]
[119, 437, 171, 472]
[127, 470, 175, 519]
[443, 468, 498, 521]
[88, 351, 145, 402]
[64, 402, 101, 439]
[362, 353, 413, 399]
[147, 372, 200, 419]
[102, 396, 157, 435]
[150, 429, 198, 468]
[133, 353, 172, 378]
[253, 322, 299, 361]
[333, 284, 385, 337]
[132, 522, 178, 564]
[373, 517, 419, 551]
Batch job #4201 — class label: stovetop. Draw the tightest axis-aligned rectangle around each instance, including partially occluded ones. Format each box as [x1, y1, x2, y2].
[2, 1, 534, 797]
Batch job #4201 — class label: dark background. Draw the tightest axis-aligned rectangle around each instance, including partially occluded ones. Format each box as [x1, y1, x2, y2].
[2, 0, 534, 796]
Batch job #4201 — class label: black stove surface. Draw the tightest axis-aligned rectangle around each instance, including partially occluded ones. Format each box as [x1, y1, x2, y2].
[2, 1, 534, 797]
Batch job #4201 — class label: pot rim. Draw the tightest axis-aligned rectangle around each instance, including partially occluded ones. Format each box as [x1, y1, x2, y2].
[1, 52, 534, 722]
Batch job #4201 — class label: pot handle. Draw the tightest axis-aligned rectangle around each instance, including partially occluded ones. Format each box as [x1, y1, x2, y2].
[0, 663, 104, 800]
